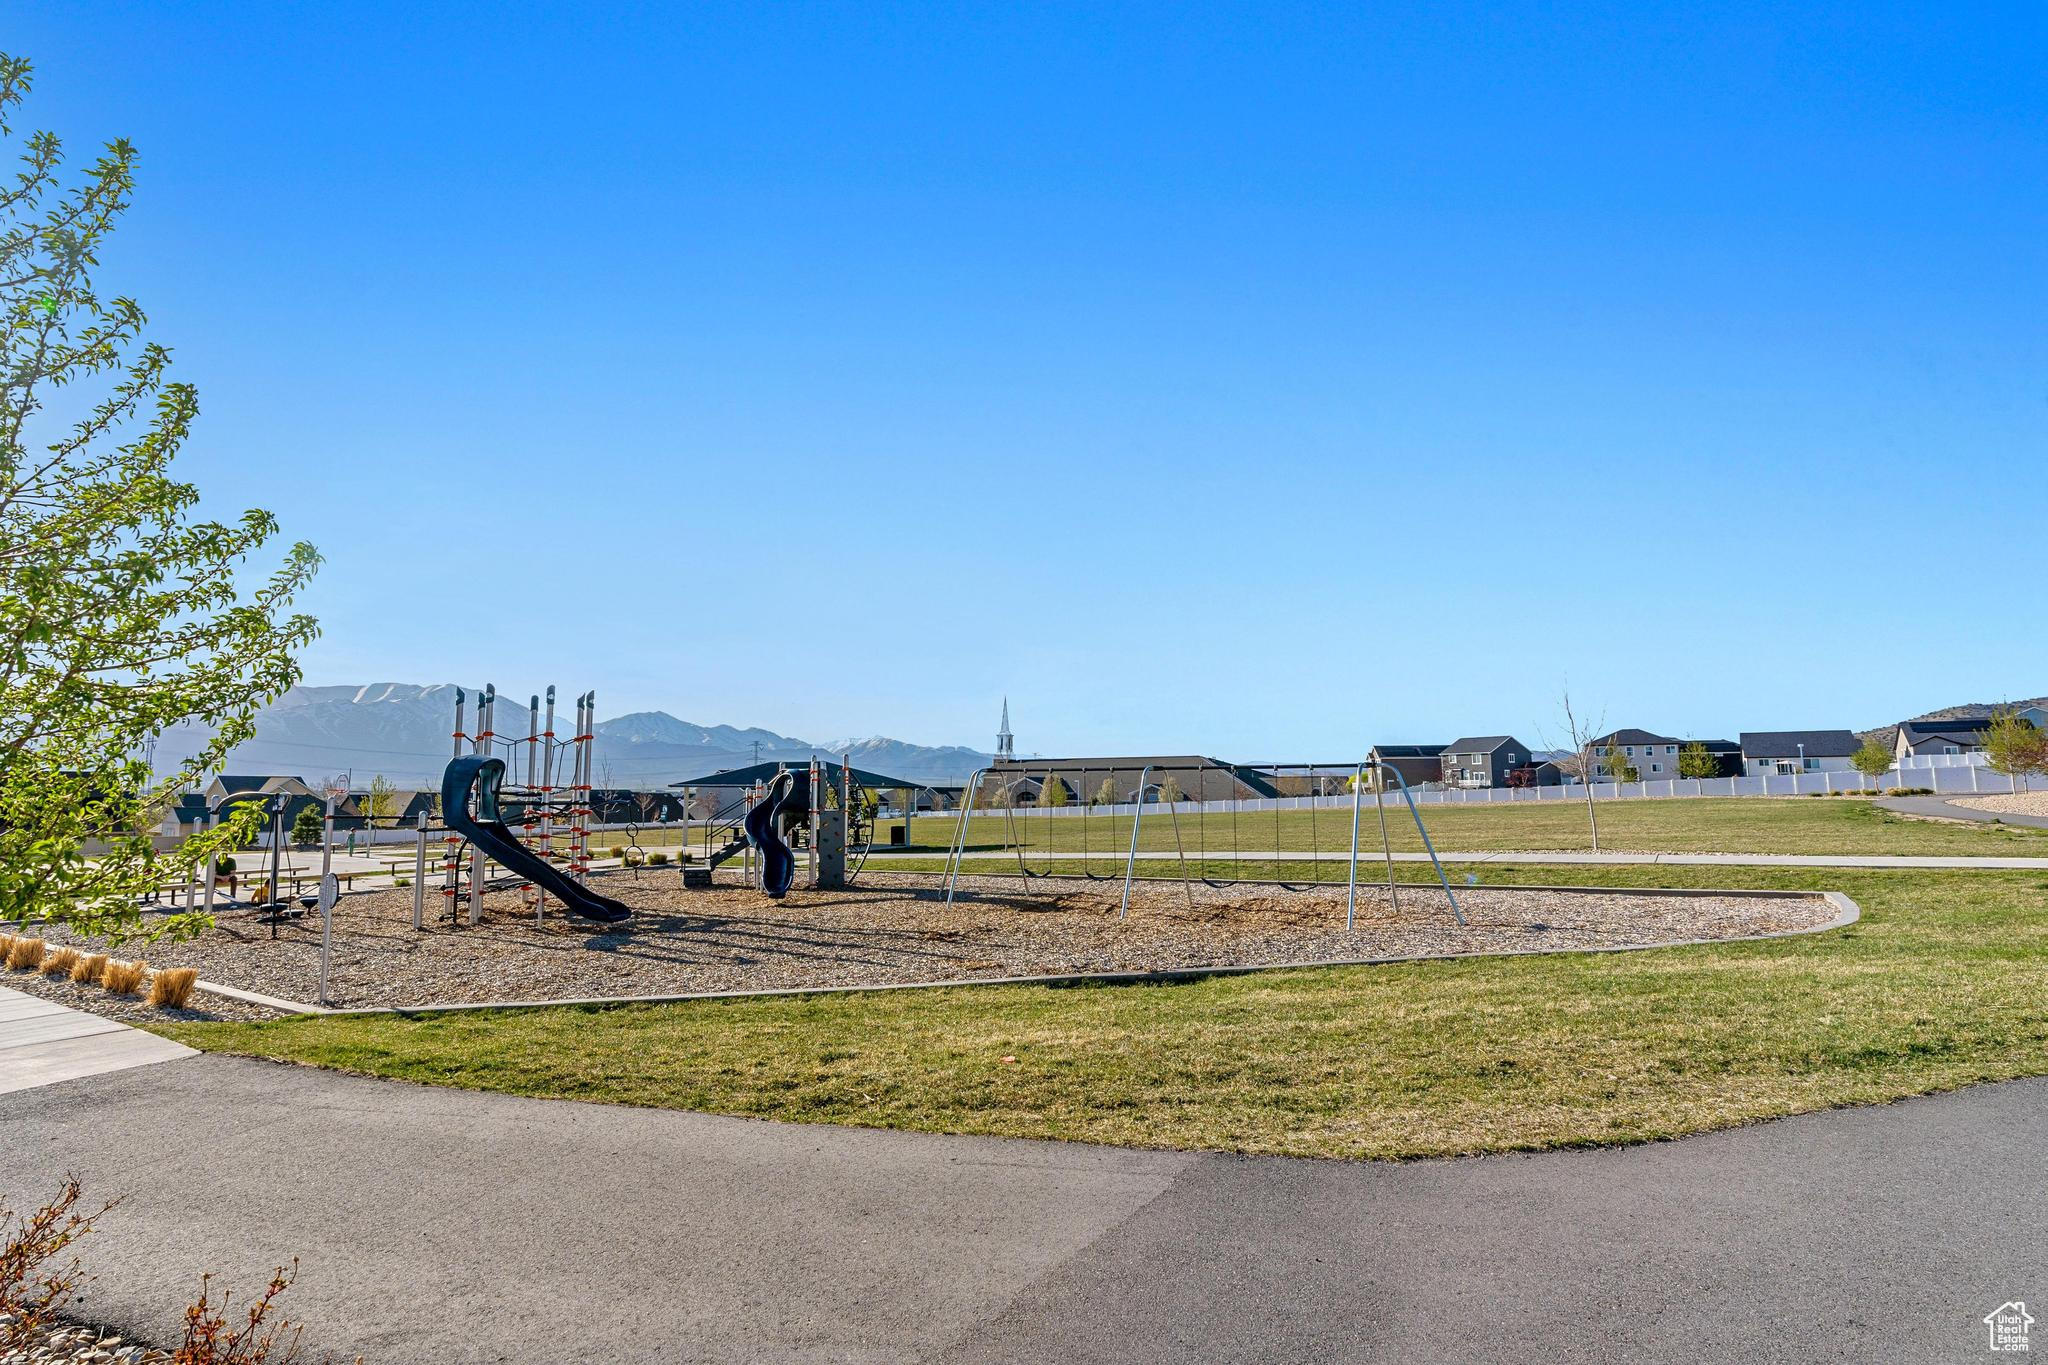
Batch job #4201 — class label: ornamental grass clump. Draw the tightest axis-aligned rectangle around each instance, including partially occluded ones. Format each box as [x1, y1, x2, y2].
[100, 960, 146, 996]
[4, 938, 44, 971]
[147, 967, 199, 1010]
[40, 946, 79, 978]
[69, 953, 108, 986]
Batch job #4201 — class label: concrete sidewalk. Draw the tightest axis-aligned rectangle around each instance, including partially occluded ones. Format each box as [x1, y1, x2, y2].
[3, 1057, 2041, 1362]
[0, 986, 193, 1095]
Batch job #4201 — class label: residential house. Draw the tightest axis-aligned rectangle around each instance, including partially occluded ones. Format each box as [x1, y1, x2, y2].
[1368, 744, 1446, 791]
[1738, 730, 1862, 777]
[1440, 737, 1535, 789]
[1585, 730, 1741, 781]
[1893, 718, 1997, 763]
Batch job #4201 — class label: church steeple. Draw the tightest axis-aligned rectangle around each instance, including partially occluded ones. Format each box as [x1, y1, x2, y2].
[996, 698, 1014, 763]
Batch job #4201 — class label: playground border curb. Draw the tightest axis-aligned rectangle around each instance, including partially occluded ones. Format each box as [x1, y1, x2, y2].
[214, 886, 1860, 1019]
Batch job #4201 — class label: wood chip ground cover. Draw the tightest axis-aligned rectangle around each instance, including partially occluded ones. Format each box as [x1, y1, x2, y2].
[27, 871, 1833, 1010]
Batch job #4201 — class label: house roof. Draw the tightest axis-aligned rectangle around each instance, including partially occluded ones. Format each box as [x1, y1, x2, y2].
[1443, 736, 1526, 754]
[668, 759, 933, 791]
[1691, 738, 1742, 753]
[1899, 718, 1995, 742]
[1739, 729, 1861, 759]
[1370, 743, 1446, 758]
[1591, 728, 1679, 747]
[211, 774, 310, 794]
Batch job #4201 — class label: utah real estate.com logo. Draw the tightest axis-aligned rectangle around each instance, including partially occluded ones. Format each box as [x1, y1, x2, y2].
[1985, 1301, 2034, 1353]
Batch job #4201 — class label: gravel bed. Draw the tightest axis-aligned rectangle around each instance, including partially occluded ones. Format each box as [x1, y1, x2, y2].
[18, 870, 1838, 1011]
[1949, 791, 2048, 818]
[0, 962, 283, 1024]
[0, 1315, 160, 1363]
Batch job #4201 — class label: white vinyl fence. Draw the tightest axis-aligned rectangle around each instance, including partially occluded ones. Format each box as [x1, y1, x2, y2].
[985, 764, 2048, 818]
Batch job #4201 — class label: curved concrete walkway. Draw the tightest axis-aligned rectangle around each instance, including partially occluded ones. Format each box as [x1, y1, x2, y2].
[3, 1056, 2041, 1363]
[1880, 793, 2048, 830]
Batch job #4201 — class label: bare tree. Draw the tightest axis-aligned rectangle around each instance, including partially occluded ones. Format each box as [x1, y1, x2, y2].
[1544, 688, 1606, 852]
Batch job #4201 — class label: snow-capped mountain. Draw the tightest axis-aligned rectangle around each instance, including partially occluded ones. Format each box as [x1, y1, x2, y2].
[154, 683, 991, 787]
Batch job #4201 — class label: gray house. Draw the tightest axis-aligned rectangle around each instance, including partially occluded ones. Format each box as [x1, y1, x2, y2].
[1440, 736, 1535, 789]
[1739, 730, 1862, 776]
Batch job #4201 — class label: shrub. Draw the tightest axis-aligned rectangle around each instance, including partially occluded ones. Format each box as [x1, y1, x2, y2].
[5, 938, 45, 971]
[648, 851, 669, 865]
[1884, 786, 1935, 797]
[394, 876, 411, 888]
[0, 932, 14, 958]
[40, 946, 79, 978]
[174, 1259, 313, 1365]
[69, 953, 108, 986]
[608, 844, 626, 859]
[147, 967, 200, 1010]
[0, 1177, 120, 1354]
[101, 960, 146, 995]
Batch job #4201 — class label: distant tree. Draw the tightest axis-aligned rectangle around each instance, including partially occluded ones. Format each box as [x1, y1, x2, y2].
[1602, 742, 1640, 783]
[1850, 739, 1894, 791]
[1157, 774, 1185, 803]
[1981, 708, 2048, 793]
[1677, 742, 1718, 780]
[362, 774, 397, 827]
[980, 777, 1012, 809]
[1544, 689, 1607, 852]
[290, 803, 324, 846]
[1040, 774, 1069, 807]
[1093, 777, 1118, 806]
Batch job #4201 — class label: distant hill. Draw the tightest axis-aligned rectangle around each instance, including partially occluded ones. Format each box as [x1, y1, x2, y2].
[154, 682, 991, 788]
[1858, 696, 2048, 751]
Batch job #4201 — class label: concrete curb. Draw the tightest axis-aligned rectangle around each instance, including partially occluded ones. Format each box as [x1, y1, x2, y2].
[221, 886, 1862, 1020]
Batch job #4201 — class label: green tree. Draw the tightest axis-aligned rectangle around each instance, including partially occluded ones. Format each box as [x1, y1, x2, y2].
[290, 802, 325, 846]
[1040, 774, 1068, 807]
[1093, 777, 1118, 806]
[0, 58, 319, 938]
[362, 774, 397, 827]
[1677, 742, 1718, 779]
[1601, 743, 1639, 783]
[1980, 708, 2048, 793]
[1849, 738, 1893, 791]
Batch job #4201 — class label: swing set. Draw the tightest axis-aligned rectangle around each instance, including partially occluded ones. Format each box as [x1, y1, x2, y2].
[940, 757, 1464, 927]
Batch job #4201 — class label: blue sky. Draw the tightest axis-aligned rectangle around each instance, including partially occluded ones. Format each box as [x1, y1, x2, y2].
[15, 3, 2045, 756]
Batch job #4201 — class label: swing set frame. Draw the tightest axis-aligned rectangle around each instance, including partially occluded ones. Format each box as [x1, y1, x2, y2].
[940, 757, 1464, 927]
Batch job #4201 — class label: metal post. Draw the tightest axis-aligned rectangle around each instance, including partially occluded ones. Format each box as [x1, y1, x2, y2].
[1119, 764, 1154, 919]
[200, 814, 217, 917]
[537, 685, 557, 919]
[807, 757, 821, 887]
[470, 683, 494, 926]
[413, 810, 428, 930]
[1384, 765, 1461, 925]
[443, 687, 466, 924]
[1375, 764, 1399, 915]
[943, 767, 988, 909]
[1345, 763, 1365, 929]
[318, 795, 335, 1004]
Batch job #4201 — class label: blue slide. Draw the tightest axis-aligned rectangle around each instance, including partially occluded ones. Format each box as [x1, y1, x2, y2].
[441, 755, 631, 924]
[742, 770, 807, 899]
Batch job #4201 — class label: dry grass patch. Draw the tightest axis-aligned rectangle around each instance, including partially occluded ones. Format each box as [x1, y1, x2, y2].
[146, 966, 200, 1010]
[69, 952, 108, 986]
[101, 960, 146, 995]
[39, 946, 79, 978]
[4, 937, 45, 971]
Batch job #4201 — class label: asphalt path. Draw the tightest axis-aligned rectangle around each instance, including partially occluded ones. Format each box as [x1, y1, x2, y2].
[4, 1057, 2041, 1362]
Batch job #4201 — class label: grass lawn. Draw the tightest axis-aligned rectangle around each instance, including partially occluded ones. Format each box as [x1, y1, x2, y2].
[873, 795, 2048, 859]
[158, 864, 2048, 1160]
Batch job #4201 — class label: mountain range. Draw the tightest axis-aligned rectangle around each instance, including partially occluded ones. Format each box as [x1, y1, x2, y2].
[154, 683, 993, 788]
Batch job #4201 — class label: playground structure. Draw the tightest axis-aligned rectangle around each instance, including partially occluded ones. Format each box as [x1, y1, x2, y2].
[680, 757, 890, 898]
[438, 683, 619, 924]
[940, 756, 1466, 926]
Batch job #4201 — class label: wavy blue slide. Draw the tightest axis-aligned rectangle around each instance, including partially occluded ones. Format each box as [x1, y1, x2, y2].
[742, 769, 806, 899]
[441, 755, 631, 924]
